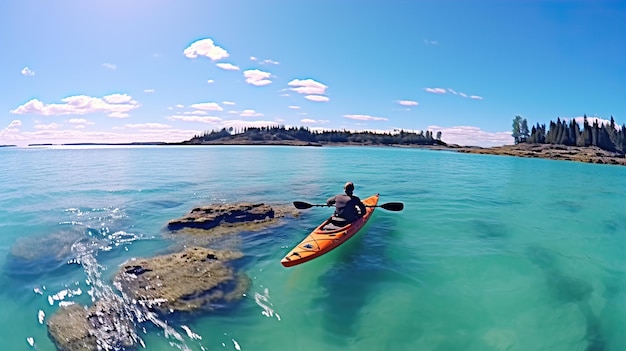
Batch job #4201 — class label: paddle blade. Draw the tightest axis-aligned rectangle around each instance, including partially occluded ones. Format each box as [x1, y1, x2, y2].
[380, 202, 404, 211]
[293, 201, 314, 209]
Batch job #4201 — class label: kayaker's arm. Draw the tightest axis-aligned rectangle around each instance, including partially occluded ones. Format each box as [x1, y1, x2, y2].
[357, 199, 366, 217]
[326, 196, 337, 206]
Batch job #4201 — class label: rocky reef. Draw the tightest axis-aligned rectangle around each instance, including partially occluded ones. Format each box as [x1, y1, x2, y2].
[47, 202, 296, 351]
[114, 246, 249, 313]
[167, 202, 284, 230]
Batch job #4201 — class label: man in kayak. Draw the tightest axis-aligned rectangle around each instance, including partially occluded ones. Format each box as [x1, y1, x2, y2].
[326, 182, 367, 226]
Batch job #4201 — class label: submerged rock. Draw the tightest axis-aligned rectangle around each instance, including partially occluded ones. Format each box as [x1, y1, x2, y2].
[47, 300, 137, 351]
[114, 246, 249, 313]
[167, 203, 295, 231]
[6, 229, 103, 278]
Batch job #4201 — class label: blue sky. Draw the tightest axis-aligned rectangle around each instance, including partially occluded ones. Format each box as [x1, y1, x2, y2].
[1, 0, 624, 147]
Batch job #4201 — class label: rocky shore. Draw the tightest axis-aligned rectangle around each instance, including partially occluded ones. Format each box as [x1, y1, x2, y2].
[450, 143, 626, 166]
[175, 137, 626, 166]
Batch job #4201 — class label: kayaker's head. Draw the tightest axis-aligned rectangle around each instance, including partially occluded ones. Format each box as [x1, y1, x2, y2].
[344, 182, 355, 195]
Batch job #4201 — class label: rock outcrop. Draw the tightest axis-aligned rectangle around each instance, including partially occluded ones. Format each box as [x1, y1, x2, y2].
[114, 247, 249, 313]
[455, 144, 626, 165]
[167, 203, 278, 230]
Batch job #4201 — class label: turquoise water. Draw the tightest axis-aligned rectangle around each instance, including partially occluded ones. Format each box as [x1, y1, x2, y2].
[0, 145, 624, 351]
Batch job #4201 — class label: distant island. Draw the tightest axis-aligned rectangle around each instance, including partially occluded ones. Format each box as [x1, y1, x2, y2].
[0, 145, 17, 148]
[179, 126, 446, 147]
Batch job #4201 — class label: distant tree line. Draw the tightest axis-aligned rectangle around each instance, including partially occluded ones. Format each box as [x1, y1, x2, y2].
[513, 115, 626, 153]
[186, 125, 446, 146]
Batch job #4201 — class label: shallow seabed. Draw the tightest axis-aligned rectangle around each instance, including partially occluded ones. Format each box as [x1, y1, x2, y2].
[0, 145, 624, 351]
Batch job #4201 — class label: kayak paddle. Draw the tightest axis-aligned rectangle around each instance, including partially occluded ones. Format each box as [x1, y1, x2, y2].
[293, 201, 404, 211]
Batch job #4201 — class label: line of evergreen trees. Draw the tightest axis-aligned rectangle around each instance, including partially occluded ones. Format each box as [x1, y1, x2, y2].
[518, 115, 625, 153]
[186, 125, 446, 146]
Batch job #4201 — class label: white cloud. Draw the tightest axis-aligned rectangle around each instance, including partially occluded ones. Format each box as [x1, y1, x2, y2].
[35, 123, 59, 130]
[424, 39, 439, 45]
[243, 69, 272, 86]
[125, 123, 170, 129]
[428, 125, 513, 147]
[167, 115, 223, 123]
[288, 79, 327, 95]
[10, 94, 140, 118]
[103, 94, 132, 104]
[261, 59, 279, 65]
[68, 118, 94, 125]
[21, 67, 35, 76]
[109, 112, 131, 118]
[216, 63, 240, 71]
[344, 114, 388, 121]
[426, 87, 483, 100]
[0, 120, 24, 143]
[183, 38, 229, 61]
[288, 105, 300, 109]
[301, 119, 329, 124]
[102, 63, 117, 70]
[425, 88, 446, 94]
[207, 79, 215, 84]
[144, 89, 155, 93]
[222, 101, 235, 105]
[189, 102, 223, 111]
[176, 104, 185, 109]
[250, 56, 279, 65]
[397, 100, 418, 106]
[240, 109, 263, 117]
[8, 120, 22, 128]
[304, 95, 330, 102]
[184, 110, 208, 116]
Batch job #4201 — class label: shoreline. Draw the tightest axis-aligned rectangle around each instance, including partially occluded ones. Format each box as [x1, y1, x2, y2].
[447, 143, 626, 166]
[10, 141, 626, 166]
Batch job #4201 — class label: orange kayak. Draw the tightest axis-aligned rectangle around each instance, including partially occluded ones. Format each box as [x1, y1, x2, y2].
[281, 194, 379, 267]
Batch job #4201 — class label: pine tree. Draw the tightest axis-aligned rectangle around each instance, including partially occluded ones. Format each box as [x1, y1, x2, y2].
[582, 116, 592, 146]
[529, 125, 537, 143]
[607, 115, 617, 146]
[558, 120, 570, 145]
[591, 120, 599, 147]
[537, 123, 546, 144]
[554, 118, 564, 145]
